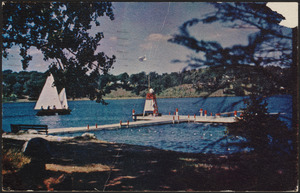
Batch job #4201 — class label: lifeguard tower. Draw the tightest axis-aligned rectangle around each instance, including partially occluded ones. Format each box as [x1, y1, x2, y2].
[143, 88, 159, 116]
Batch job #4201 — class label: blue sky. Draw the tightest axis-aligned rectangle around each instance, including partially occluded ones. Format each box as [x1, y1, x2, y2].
[2, 2, 258, 75]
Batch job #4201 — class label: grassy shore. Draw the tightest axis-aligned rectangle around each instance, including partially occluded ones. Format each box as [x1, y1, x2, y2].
[3, 86, 236, 103]
[2, 136, 297, 191]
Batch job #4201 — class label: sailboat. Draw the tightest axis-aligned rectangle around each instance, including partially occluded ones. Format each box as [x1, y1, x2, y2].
[34, 73, 71, 116]
[143, 88, 159, 116]
[142, 75, 160, 116]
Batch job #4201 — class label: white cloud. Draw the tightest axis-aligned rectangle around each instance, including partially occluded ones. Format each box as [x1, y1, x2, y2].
[28, 47, 43, 55]
[139, 33, 171, 50]
[147, 33, 171, 41]
[267, 2, 298, 28]
[109, 36, 118, 41]
[139, 42, 153, 50]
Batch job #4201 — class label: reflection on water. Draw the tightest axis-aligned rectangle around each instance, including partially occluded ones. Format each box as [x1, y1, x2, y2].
[38, 115, 62, 126]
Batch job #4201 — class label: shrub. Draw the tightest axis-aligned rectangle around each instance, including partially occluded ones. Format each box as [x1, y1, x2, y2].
[227, 94, 294, 156]
[2, 148, 31, 173]
[226, 94, 297, 190]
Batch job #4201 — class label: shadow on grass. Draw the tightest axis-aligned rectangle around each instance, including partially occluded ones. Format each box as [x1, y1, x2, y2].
[2, 138, 298, 191]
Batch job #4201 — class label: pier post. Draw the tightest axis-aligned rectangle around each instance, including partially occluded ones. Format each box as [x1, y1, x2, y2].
[177, 115, 180, 124]
[188, 114, 190, 123]
[204, 110, 207, 118]
[87, 124, 89, 130]
[132, 109, 136, 121]
[173, 116, 175, 124]
[120, 120, 122, 127]
[175, 108, 179, 117]
[194, 114, 196, 122]
[96, 123, 97, 128]
[200, 109, 203, 117]
[127, 120, 129, 128]
[234, 111, 237, 117]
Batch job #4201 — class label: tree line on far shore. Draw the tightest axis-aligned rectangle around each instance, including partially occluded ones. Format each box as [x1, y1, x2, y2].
[2, 65, 291, 102]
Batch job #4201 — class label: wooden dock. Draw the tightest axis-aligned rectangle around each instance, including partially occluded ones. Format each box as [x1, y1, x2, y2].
[47, 115, 237, 135]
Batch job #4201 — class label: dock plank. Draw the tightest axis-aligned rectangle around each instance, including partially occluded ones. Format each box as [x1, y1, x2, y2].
[47, 115, 237, 135]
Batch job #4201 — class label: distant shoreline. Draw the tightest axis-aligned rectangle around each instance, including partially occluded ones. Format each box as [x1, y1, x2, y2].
[2, 97, 143, 103]
[3, 94, 238, 104]
[3, 87, 240, 103]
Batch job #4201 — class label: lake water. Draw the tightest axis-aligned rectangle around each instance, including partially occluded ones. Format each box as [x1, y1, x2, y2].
[2, 95, 292, 154]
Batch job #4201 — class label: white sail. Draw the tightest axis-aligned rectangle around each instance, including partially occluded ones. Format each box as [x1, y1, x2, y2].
[59, 88, 68, 109]
[143, 100, 155, 112]
[34, 74, 63, 110]
[143, 88, 158, 116]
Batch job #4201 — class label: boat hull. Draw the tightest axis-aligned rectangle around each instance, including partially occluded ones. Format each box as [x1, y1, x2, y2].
[36, 109, 71, 116]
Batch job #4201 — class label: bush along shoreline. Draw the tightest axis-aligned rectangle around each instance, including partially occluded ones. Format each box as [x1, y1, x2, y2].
[2, 88, 235, 103]
[2, 65, 290, 103]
